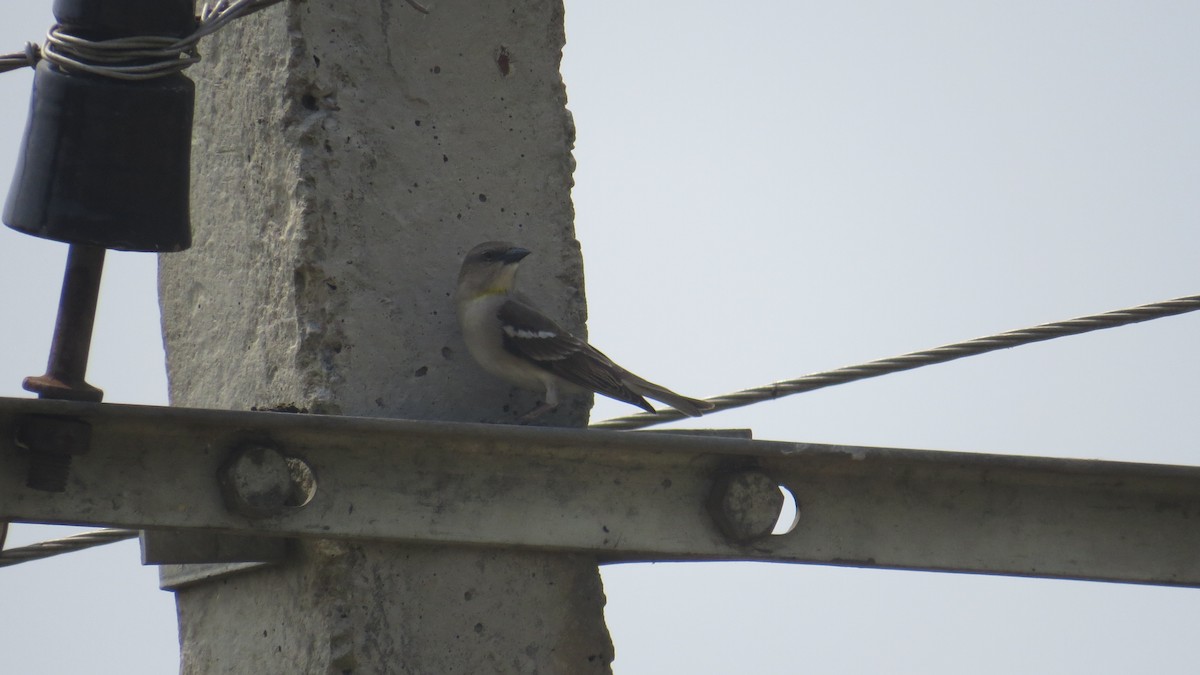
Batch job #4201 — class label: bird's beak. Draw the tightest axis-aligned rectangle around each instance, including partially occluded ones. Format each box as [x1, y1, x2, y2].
[501, 247, 531, 264]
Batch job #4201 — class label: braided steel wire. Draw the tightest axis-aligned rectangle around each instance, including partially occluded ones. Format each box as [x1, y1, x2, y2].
[592, 294, 1200, 431]
[0, 528, 138, 568]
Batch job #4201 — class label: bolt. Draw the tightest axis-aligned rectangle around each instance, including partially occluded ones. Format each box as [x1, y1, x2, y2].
[15, 415, 94, 492]
[23, 245, 106, 401]
[219, 444, 315, 518]
[707, 469, 785, 544]
[25, 452, 73, 492]
[21, 244, 107, 491]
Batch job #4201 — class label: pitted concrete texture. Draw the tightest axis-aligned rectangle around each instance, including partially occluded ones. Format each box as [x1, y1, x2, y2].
[161, 1, 612, 672]
[161, 0, 590, 425]
[177, 541, 613, 675]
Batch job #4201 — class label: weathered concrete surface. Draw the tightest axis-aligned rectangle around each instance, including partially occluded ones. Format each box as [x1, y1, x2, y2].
[177, 542, 612, 674]
[162, 0, 589, 425]
[159, 0, 612, 671]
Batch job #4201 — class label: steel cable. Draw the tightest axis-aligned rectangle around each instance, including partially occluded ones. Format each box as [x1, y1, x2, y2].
[0, 528, 139, 568]
[592, 294, 1200, 431]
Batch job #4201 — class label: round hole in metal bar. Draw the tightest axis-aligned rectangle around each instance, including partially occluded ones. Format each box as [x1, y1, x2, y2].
[771, 484, 800, 535]
[284, 457, 317, 508]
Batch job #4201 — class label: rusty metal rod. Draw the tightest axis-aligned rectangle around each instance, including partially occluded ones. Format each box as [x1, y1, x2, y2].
[20, 244, 106, 491]
[23, 244, 106, 402]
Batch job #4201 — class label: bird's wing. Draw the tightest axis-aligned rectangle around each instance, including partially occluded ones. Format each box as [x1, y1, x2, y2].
[497, 299, 654, 412]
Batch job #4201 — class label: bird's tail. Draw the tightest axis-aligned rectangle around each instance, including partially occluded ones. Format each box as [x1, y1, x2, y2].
[623, 374, 715, 417]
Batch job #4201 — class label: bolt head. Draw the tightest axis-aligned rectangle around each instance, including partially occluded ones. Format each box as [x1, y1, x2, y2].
[218, 444, 295, 518]
[707, 469, 785, 544]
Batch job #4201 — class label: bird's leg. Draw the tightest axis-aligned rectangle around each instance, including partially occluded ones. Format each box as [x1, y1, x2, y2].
[516, 400, 558, 424]
[516, 379, 560, 424]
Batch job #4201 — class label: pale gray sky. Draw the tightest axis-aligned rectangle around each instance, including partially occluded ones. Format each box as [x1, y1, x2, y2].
[3, 2, 1199, 673]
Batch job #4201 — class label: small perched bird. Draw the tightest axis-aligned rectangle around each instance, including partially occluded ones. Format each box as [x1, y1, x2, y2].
[456, 241, 714, 422]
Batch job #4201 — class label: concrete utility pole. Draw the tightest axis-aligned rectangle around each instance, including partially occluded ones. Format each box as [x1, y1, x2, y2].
[6, 4, 1200, 674]
[158, 2, 613, 672]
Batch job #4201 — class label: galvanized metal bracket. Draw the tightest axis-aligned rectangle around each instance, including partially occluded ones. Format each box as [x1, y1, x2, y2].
[3, 396, 1200, 587]
[141, 530, 286, 590]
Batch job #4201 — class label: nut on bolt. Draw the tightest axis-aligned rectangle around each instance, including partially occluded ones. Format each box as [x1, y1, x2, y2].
[707, 469, 785, 544]
[16, 415, 93, 492]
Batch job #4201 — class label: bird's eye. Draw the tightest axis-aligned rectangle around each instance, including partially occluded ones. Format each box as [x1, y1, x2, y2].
[481, 251, 497, 262]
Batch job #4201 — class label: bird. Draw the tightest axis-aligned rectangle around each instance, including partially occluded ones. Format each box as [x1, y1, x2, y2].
[455, 241, 715, 423]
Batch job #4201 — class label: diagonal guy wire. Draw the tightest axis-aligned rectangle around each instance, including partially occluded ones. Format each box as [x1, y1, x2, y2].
[0, 528, 139, 568]
[592, 294, 1200, 431]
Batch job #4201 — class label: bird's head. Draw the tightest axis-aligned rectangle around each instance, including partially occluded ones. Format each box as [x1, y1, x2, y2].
[457, 241, 532, 299]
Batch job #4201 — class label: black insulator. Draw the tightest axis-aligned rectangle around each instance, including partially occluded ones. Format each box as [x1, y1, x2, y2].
[3, 0, 197, 252]
[52, 0, 197, 41]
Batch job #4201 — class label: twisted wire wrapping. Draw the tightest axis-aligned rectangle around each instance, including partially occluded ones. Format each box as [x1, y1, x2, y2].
[592, 294, 1200, 431]
[0, 0, 431, 79]
[37, 0, 286, 81]
[0, 42, 41, 75]
[0, 0, 307, 80]
[0, 528, 139, 568]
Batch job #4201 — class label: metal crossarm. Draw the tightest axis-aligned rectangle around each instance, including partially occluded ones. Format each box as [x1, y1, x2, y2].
[2, 396, 1199, 586]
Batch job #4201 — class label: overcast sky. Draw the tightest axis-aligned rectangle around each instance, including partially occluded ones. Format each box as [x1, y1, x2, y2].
[4, 2, 1200, 673]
